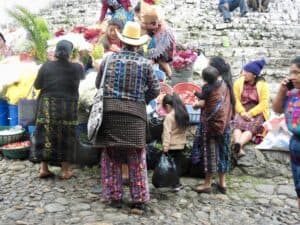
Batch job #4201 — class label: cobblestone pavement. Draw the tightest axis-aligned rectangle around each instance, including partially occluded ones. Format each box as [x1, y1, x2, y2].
[0, 159, 299, 225]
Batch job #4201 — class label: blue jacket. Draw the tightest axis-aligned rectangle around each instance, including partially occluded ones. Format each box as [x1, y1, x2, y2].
[219, 0, 232, 5]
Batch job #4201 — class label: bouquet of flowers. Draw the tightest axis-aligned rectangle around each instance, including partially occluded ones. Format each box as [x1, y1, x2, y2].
[172, 50, 198, 71]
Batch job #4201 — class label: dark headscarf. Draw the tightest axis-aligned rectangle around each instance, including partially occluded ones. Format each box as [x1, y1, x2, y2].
[54, 40, 73, 60]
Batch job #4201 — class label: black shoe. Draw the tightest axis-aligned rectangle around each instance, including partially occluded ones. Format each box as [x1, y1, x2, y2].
[130, 203, 148, 215]
[232, 143, 241, 154]
[217, 184, 227, 194]
[240, 11, 248, 17]
[172, 183, 184, 192]
[110, 199, 123, 209]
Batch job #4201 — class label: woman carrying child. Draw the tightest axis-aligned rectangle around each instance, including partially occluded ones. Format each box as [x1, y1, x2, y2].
[161, 94, 190, 191]
[192, 58, 235, 194]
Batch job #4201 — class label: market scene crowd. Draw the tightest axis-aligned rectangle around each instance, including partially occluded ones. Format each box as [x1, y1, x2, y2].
[0, 0, 300, 220]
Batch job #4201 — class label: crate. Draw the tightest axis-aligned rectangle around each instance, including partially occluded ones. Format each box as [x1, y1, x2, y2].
[186, 105, 201, 125]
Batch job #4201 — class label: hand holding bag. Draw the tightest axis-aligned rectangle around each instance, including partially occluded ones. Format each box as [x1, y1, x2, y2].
[87, 55, 111, 144]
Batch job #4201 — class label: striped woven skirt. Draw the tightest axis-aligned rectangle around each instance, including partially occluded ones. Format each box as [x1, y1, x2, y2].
[30, 96, 78, 163]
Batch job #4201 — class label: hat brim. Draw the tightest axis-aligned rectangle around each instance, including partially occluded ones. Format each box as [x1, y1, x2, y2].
[116, 30, 149, 46]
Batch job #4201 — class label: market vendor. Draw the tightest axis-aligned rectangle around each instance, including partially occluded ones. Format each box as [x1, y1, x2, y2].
[141, 4, 176, 79]
[0, 32, 13, 59]
[99, 0, 134, 25]
[99, 18, 124, 52]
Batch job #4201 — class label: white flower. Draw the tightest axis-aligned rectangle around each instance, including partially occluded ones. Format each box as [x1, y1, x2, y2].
[78, 70, 98, 110]
[47, 33, 93, 51]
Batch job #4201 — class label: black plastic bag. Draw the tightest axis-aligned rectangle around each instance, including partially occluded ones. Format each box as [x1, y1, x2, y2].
[146, 117, 163, 143]
[146, 142, 162, 170]
[152, 153, 179, 188]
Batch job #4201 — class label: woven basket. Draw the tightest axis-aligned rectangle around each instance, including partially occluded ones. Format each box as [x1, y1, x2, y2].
[2, 146, 29, 159]
[0, 126, 25, 146]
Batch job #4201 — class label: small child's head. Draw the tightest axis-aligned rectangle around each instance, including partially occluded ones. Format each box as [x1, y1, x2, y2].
[202, 66, 219, 84]
[162, 94, 189, 129]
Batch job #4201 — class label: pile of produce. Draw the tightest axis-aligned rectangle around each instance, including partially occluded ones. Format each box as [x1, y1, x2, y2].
[1, 140, 30, 149]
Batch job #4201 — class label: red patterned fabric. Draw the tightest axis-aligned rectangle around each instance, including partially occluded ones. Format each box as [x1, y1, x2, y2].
[101, 147, 150, 203]
[234, 83, 265, 134]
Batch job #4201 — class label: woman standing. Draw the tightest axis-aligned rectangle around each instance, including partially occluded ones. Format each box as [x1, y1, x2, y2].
[273, 56, 300, 209]
[232, 59, 269, 157]
[31, 40, 84, 179]
[95, 21, 160, 212]
[192, 56, 235, 194]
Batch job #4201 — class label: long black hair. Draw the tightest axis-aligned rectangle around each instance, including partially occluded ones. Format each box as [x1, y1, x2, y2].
[209, 56, 236, 114]
[162, 94, 189, 130]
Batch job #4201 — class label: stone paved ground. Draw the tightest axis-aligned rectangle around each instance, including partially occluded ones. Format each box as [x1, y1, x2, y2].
[0, 159, 299, 225]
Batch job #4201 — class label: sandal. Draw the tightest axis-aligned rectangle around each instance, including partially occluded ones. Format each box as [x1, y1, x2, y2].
[38, 171, 55, 179]
[192, 185, 212, 194]
[217, 184, 227, 194]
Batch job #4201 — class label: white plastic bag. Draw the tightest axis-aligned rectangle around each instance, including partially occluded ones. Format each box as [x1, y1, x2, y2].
[256, 114, 291, 151]
[193, 53, 208, 75]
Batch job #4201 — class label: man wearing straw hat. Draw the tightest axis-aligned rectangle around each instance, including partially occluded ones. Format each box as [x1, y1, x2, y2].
[95, 21, 160, 213]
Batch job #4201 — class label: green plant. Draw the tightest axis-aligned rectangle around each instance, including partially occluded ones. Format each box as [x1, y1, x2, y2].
[7, 5, 51, 63]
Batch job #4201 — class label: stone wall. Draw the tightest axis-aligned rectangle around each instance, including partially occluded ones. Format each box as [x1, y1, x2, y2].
[39, 0, 300, 96]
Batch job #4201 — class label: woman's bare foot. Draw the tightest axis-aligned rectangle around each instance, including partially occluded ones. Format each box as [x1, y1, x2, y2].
[60, 170, 75, 180]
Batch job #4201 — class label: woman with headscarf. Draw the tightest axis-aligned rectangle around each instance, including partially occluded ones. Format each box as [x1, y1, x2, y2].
[192, 56, 235, 194]
[31, 40, 84, 179]
[232, 59, 270, 158]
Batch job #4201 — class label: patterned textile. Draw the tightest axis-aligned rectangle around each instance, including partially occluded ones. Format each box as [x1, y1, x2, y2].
[99, 0, 132, 22]
[284, 89, 300, 136]
[233, 82, 265, 134]
[96, 51, 160, 103]
[289, 135, 300, 198]
[112, 8, 134, 24]
[96, 111, 146, 148]
[147, 23, 176, 62]
[30, 96, 78, 163]
[217, 126, 231, 173]
[191, 124, 231, 174]
[101, 147, 150, 203]
[191, 82, 232, 174]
